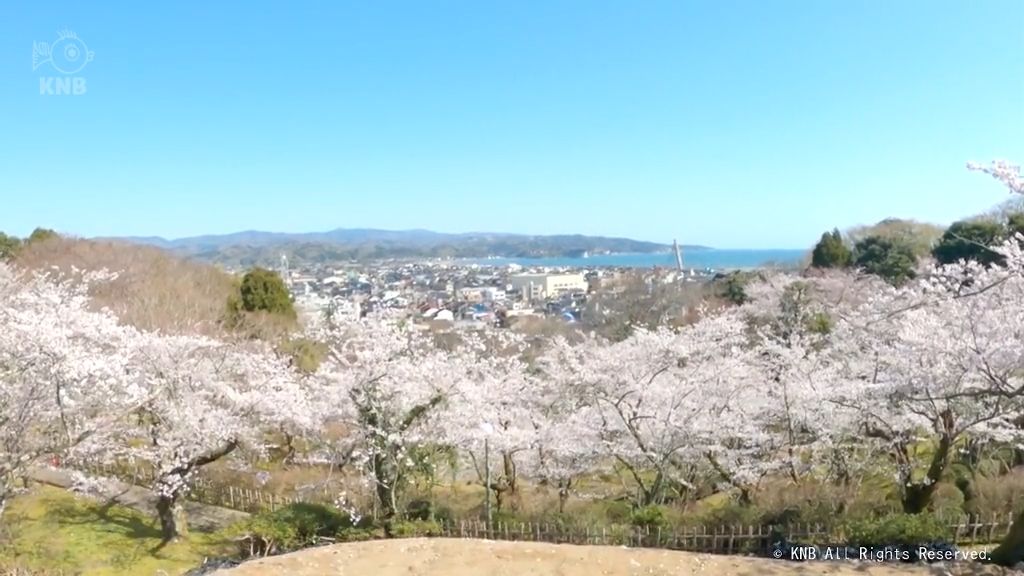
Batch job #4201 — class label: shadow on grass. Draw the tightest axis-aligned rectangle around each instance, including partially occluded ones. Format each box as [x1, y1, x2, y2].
[45, 489, 163, 542]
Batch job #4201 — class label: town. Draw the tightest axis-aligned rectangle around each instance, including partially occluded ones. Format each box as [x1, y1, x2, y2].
[267, 253, 722, 329]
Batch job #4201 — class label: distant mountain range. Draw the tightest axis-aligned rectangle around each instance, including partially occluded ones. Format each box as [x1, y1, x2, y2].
[101, 228, 710, 267]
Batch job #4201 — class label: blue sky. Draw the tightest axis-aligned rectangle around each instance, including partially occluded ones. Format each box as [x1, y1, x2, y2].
[1, 1, 1021, 249]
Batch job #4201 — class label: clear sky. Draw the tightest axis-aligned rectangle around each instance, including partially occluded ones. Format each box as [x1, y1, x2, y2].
[1, 1, 1022, 249]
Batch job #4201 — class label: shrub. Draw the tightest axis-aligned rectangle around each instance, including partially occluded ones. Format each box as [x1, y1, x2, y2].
[630, 505, 668, 528]
[842, 513, 951, 547]
[596, 500, 633, 524]
[335, 526, 383, 543]
[278, 337, 327, 374]
[926, 482, 965, 518]
[967, 470, 1024, 517]
[404, 499, 453, 523]
[689, 500, 762, 529]
[231, 503, 353, 557]
[389, 519, 445, 538]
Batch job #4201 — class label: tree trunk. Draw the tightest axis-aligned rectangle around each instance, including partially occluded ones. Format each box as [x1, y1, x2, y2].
[993, 510, 1024, 567]
[557, 479, 571, 514]
[156, 493, 186, 543]
[901, 419, 954, 514]
[153, 440, 238, 543]
[493, 483, 506, 512]
[373, 452, 401, 522]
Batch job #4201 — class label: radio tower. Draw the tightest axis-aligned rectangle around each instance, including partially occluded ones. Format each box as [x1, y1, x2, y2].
[673, 239, 684, 272]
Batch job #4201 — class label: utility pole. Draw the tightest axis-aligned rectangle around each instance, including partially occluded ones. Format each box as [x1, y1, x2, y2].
[479, 422, 494, 529]
[483, 437, 491, 528]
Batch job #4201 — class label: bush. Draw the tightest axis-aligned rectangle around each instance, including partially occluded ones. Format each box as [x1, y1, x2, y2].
[278, 337, 327, 374]
[689, 500, 762, 529]
[389, 519, 445, 538]
[335, 526, 383, 542]
[404, 499, 453, 523]
[596, 500, 633, 524]
[231, 503, 353, 557]
[630, 505, 668, 528]
[968, 470, 1024, 517]
[842, 513, 951, 548]
[927, 482, 965, 518]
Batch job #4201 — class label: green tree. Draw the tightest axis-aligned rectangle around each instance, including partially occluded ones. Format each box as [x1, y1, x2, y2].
[0, 232, 21, 260]
[810, 228, 852, 268]
[26, 227, 58, 244]
[237, 267, 296, 319]
[1007, 212, 1024, 238]
[854, 236, 917, 286]
[719, 272, 750, 305]
[932, 219, 1006, 266]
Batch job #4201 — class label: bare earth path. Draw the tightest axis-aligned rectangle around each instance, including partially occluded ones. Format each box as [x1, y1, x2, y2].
[215, 538, 1016, 576]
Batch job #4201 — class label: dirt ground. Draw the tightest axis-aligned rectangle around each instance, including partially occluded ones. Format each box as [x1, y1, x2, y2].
[216, 538, 1016, 576]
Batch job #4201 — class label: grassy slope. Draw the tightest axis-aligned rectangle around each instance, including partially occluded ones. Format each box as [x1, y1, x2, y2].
[0, 487, 234, 575]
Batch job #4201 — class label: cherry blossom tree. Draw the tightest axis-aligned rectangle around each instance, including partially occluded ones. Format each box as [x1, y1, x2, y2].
[442, 332, 538, 512]
[312, 314, 465, 525]
[0, 264, 138, 516]
[540, 311, 753, 507]
[957, 158, 1024, 566]
[531, 397, 605, 513]
[740, 270, 886, 489]
[830, 277, 1022, 513]
[85, 333, 312, 542]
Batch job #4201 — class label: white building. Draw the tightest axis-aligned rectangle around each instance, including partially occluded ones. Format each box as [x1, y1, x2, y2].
[481, 287, 506, 302]
[508, 273, 588, 301]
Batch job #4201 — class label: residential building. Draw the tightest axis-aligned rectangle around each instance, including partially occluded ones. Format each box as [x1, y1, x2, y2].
[508, 273, 588, 301]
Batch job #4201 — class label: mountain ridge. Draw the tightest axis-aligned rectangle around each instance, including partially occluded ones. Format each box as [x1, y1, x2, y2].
[103, 228, 708, 250]
[96, 228, 711, 265]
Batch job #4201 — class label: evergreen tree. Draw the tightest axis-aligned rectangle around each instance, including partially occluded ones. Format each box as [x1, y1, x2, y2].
[0, 232, 21, 260]
[854, 236, 917, 286]
[810, 228, 852, 268]
[238, 267, 296, 319]
[932, 219, 1006, 266]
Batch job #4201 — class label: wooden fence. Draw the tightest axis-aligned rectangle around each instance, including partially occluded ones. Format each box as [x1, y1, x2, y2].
[69, 461, 1014, 551]
[422, 518, 1014, 553]
[73, 460, 330, 514]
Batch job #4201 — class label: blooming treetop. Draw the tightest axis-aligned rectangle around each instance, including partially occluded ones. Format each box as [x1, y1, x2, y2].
[0, 264, 138, 511]
[96, 333, 311, 497]
[539, 310, 753, 504]
[311, 313, 473, 518]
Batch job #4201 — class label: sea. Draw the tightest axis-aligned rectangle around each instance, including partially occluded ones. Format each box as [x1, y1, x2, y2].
[460, 249, 807, 271]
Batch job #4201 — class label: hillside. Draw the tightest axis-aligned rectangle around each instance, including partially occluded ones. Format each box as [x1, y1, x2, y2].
[216, 538, 1011, 576]
[13, 236, 240, 336]
[101, 229, 707, 266]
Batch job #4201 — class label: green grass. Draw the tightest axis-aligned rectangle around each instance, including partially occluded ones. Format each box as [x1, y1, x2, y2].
[0, 486, 235, 576]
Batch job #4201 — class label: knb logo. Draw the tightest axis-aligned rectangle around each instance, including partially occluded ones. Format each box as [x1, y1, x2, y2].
[33, 30, 93, 96]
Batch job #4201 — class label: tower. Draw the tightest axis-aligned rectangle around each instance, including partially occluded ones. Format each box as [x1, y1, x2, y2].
[673, 239, 684, 272]
[279, 253, 291, 288]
